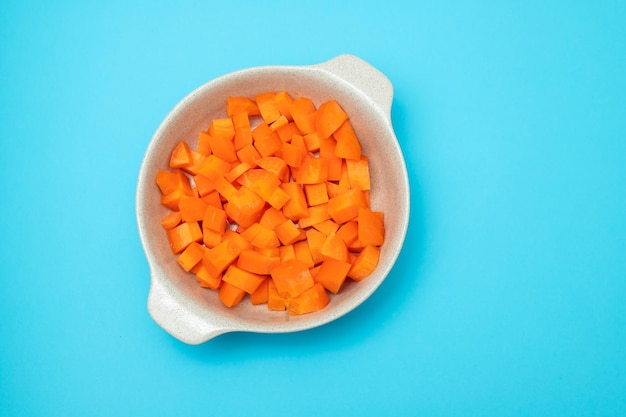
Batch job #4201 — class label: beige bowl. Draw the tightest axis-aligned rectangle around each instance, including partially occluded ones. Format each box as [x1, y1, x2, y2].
[136, 54, 410, 344]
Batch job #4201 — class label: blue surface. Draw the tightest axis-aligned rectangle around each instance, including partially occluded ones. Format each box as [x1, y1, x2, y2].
[1, 1, 625, 416]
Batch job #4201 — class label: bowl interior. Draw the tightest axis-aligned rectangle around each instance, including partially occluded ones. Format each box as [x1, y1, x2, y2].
[137, 64, 409, 333]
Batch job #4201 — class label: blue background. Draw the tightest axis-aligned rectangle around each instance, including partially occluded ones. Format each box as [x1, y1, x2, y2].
[1, 1, 625, 416]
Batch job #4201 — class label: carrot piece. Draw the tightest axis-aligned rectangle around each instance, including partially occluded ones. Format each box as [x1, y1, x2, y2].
[196, 155, 232, 180]
[267, 279, 287, 311]
[180, 150, 208, 176]
[156, 169, 192, 196]
[314, 259, 352, 294]
[214, 176, 239, 201]
[218, 281, 246, 308]
[270, 259, 315, 298]
[259, 206, 288, 229]
[253, 123, 283, 157]
[203, 205, 227, 234]
[224, 187, 265, 228]
[208, 134, 237, 163]
[287, 283, 330, 315]
[289, 97, 317, 134]
[166, 221, 203, 254]
[333, 119, 362, 160]
[274, 91, 294, 121]
[326, 181, 350, 199]
[197, 131, 212, 156]
[193, 261, 222, 290]
[202, 228, 222, 249]
[250, 278, 269, 305]
[176, 241, 205, 272]
[276, 122, 302, 142]
[279, 244, 296, 262]
[348, 244, 381, 281]
[320, 138, 343, 181]
[306, 228, 327, 265]
[281, 141, 305, 168]
[319, 232, 349, 263]
[269, 114, 289, 131]
[275, 219, 303, 246]
[266, 186, 292, 210]
[312, 219, 340, 236]
[327, 188, 364, 224]
[298, 204, 330, 229]
[161, 211, 182, 230]
[304, 183, 329, 206]
[346, 156, 371, 190]
[223, 265, 266, 294]
[336, 220, 360, 248]
[201, 190, 223, 209]
[237, 249, 280, 275]
[236, 143, 261, 167]
[297, 154, 329, 184]
[203, 232, 249, 276]
[179, 196, 209, 222]
[358, 207, 385, 246]
[256, 156, 290, 183]
[169, 141, 194, 169]
[255, 92, 281, 124]
[293, 240, 315, 268]
[303, 132, 321, 152]
[160, 188, 189, 211]
[249, 224, 280, 250]
[232, 111, 251, 130]
[280, 182, 309, 220]
[224, 161, 252, 183]
[226, 96, 260, 117]
[315, 99, 348, 139]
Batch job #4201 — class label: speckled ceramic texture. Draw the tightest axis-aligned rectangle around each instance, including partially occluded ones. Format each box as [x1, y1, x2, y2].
[136, 54, 410, 344]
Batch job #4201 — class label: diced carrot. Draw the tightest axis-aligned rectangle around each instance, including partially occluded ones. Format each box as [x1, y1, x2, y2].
[319, 232, 349, 263]
[218, 281, 247, 308]
[197, 131, 212, 156]
[311, 219, 340, 236]
[269, 114, 289, 131]
[156, 169, 192, 196]
[306, 228, 327, 265]
[303, 132, 321, 152]
[176, 241, 205, 272]
[226, 96, 260, 117]
[209, 134, 237, 163]
[348, 244, 381, 281]
[267, 279, 287, 311]
[270, 259, 315, 298]
[225, 161, 252, 183]
[293, 240, 315, 268]
[297, 154, 329, 184]
[304, 182, 329, 206]
[222, 265, 266, 294]
[314, 258, 352, 294]
[274, 91, 294, 121]
[319, 138, 343, 181]
[276, 122, 302, 142]
[287, 283, 330, 315]
[193, 261, 222, 290]
[179, 196, 209, 222]
[232, 111, 251, 130]
[203, 205, 227, 234]
[196, 155, 232, 180]
[336, 220, 360, 249]
[315, 99, 348, 139]
[237, 249, 280, 275]
[161, 211, 182, 230]
[255, 92, 281, 124]
[259, 206, 288, 229]
[289, 97, 317, 134]
[236, 143, 261, 167]
[346, 156, 371, 190]
[327, 188, 364, 224]
[280, 182, 309, 220]
[298, 204, 330, 229]
[279, 244, 296, 263]
[358, 207, 385, 246]
[250, 278, 269, 305]
[169, 141, 194, 169]
[166, 221, 203, 254]
[333, 119, 362, 160]
[160, 188, 189, 211]
[275, 219, 303, 245]
[224, 187, 265, 228]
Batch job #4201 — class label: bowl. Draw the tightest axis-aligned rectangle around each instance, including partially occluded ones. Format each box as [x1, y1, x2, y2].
[136, 54, 410, 344]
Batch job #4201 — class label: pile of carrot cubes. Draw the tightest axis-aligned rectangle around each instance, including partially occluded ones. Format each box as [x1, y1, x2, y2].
[155, 91, 385, 315]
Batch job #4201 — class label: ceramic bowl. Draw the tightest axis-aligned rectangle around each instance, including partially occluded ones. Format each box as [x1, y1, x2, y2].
[136, 54, 410, 344]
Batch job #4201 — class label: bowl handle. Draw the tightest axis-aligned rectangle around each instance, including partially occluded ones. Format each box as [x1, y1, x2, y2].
[314, 54, 394, 119]
[147, 268, 229, 344]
